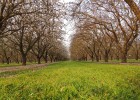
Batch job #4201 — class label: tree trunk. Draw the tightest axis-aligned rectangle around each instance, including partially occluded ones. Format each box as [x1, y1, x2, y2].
[95, 55, 99, 62]
[44, 57, 48, 63]
[86, 55, 88, 61]
[91, 55, 94, 62]
[94, 50, 99, 62]
[85, 55, 87, 61]
[110, 54, 113, 60]
[50, 58, 53, 62]
[116, 55, 119, 61]
[135, 50, 139, 60]
[6, 57, 10, 64]
[104, 50, 109, 62]
[44, 52, 48, 63]
[16, 59, 19, 64]
[121, 51, 127, 63]
[6, 59, 9, 64]
[22, 55, 27, 66]
[50, 55, 54, 63]
[53, 58, 56, 62]
[16, 54, 19, 64]
[124, 0, 140, 21]
[99, 55, 102, 60]
[91, 57, 94, 62]
[37, 57, 41, 64]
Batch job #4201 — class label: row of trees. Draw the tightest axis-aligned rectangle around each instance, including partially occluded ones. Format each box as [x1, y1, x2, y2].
[0, 0, 68, 65]
[70, 0, 140, 63]
[70, 30, 140, 62]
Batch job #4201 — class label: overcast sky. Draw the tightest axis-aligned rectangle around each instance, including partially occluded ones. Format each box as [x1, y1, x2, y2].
[60, 0, 76, 48]
[58, 0, 77, 56]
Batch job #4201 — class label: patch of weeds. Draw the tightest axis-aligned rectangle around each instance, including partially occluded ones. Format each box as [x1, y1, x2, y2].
[91, 85, 114, 100]
[114, 74, 140, 100]
[0, 70, 31, 77]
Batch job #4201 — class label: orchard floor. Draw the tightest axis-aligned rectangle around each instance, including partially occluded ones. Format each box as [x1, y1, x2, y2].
[0, 63, 48, 73]
[0, 61, 140, 100]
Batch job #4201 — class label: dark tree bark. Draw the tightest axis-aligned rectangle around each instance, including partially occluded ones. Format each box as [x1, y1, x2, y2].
[104, 50, 109, 62]
[135, 50, 139, 60]
[22, 54, 27, 66]
[94, 50, 100, 62]
[91, 55, 94, 62]
[43, 51, 48, 63]
[95, 55, 99, 62]
[50, 55, 54, 63]
[50, 58, 53, 63]
[6, 57, 10, 64]
[85, 55, 88, 61]
[121, 50, 128, 63]
[37, 56, 41, 64]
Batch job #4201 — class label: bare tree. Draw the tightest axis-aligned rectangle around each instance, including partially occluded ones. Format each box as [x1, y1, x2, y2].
[0, 0, 34, 38]
[124, 0, 140, 21]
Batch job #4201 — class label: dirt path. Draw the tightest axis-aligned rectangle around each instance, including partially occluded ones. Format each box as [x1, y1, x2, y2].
[0, 63, 48, 73]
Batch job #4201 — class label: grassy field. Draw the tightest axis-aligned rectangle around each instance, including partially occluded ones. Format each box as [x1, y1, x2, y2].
[0, 61, 140, 100]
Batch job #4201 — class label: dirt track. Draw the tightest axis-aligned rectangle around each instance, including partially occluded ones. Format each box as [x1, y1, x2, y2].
[0, 64, 48, 73]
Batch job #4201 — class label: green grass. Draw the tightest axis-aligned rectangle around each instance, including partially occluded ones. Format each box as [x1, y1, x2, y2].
[0, 63, 21, 67]
[109, 59, 140, 63]
[90, 59, 140, 63]
[0, 62, 41, 68]
[0, 61, 140, 100]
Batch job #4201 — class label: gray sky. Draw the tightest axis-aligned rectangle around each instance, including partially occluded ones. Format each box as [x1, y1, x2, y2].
[59, 0, 76, 56]
[60, 0, 76, 48]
